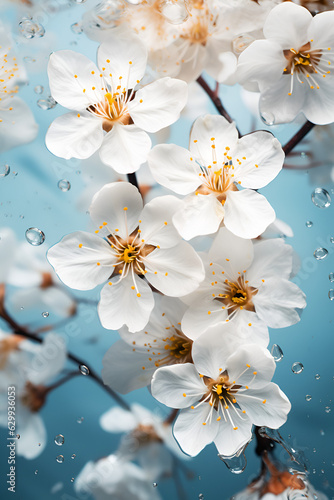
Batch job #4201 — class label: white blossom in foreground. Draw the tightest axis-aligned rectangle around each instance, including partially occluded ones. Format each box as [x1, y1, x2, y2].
[102, 295, 192, 393]
[0, 24, 38, 152]
[181, 228, 306, 342]
[45, 35, 187, 174]
[148, 114, 284, 239]
[236, 2, 334, 125]
[151, 329, 291, 457]
[74, 454, 162, 500]
[47, 182, 204, 332]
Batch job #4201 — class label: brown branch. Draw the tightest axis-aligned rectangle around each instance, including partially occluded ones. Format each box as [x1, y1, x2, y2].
[283, 121, 315, 157]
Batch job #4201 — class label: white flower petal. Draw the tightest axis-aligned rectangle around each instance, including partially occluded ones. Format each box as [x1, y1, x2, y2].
[128, 77, 188, 133]
[263, 2, 312, 49]
[99, 124, 152, 174]
[147, 144, 200, 195]
[151, 363, 206, 409]
[47, 231, 115, 291]
[139, 195, 182, 248]
[99, 406, 137, 433]
[237, 383, 291, 428]
[46, 112, 103, 160]
[209, 227, 254, 274]
[48, 50, 103, 110]
[213, 413, 253, 457]
[233, 312, 269, 348]
[224, 189, 276, 239]
[181, 296, 228, 341]
[237, 40, 285, 87]
[145, 241, 204, 296]
[16, 410, 47, 459]
[234, 132, 284, 189]
[26, 333, 67, 385]
[247, 238, 293, 284]
[0, 227, 17, 283]
[308, 10, 334, 50]
[98, 274, 154, 332]
[90, 182, 143, 239]
[226, 344, 276, 389]
[253, 277, 306, 328]
[304, 76, 334, 125]
[173, 405, 219, 457]
[97, 36, 148, 91]
[173, 194, 225, 240]
[190, 114, 239, 164]
[0, 97, 38, 153]
[9, 287, 75, 318]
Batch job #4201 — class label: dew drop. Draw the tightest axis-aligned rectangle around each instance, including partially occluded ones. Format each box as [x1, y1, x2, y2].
[311, 188, 331, 208]
[305, 395, 312, 402]
[34, 470, 38, 475]
[71, 454, 76, 459]
[0, 164, 10, 177]
[329, 273, 334, 282]
[320, 429, 325, 436]
[160, 0, 189, 24]
[325, 406, 331, 413]
[54, 434, 65, 446]
[16, 434, 20, 439]
[25, 228, 45, 246]
[76, 417, 84, 424]
[71, 22, 83, 34]
[198, 495, 204, 500]
[329, 289, 334, 301]
[79, 364, 89, 375]
[152, 483, 158, 488]
[330, 237, 334, 244]
[261, 111, 275, 126]
[219, 452, 247, 474]
[34, 85, 44, 95]
[305, 220, 313, 228]
[313, 247, 328, 260]
[315, 374, 321, 380]
[56, 455, 64, 463]
[42, 311, 49, 318]
[271, 344, 283, 362]
[292, 362, 304, 374]
[72, 0, 87, 3]
[38, 443, 41, 446]
[19, 17, 45, 38]
[23, 56, 36, 63]
[37, 97, 57, 110]
[70, 477, 75, 483]
[58, 179, 71, 192]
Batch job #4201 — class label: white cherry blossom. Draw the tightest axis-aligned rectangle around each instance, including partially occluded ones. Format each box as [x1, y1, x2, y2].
[148, 114, 284, 239]
[151, 329, 291, 457]
[47, 182, 204, 333]
[45, 35, 188, 174]
[236, 2, 334, 125]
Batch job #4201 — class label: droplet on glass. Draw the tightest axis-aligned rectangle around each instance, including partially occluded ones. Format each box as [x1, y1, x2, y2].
[219, 452, 247, 474]
[271, 344, 283, 362]
[329, 273, 334, 282]
[311, 188, 331, 208]
[260, 111, 275, 126]
[313, 247, 328, 260]
[0, 164, 10, 177]
[16, 434, 20, 439]
[79, 364, 89, 375]
[152, 483, 158, 488]
[292, 362, 304, 374]
[34, 85, 44, 95]
[72, 0, 87, 3]
[71, 22, 83, 34]
[54, 434, 65, 446]
[23, 56, 36, 63]
[160, 0, 189, 24]
[70, 477, 75, 483]
[25, 228, 45, 246]
[76, 417, 84, 424]
[42, 311, 49, 318]
[328, 289, 334, 301]
[315, 374, 321, 380]
[19, 17, 45, 38]
[232, 34, 255, 54]
[305, 220, 313, 228]
[320, 429, 325, 436]
[71, 454, 76, 459]
[37, 97, 57, 110]
[330, 237, 334, 244]
[305, 395, 312, 402]
[56, 455, 64, 463]
[58, 179, 71, 192]
[198, 495, 204, 500]
[34, 470, 38, 475]
[325, 406, 331, 413]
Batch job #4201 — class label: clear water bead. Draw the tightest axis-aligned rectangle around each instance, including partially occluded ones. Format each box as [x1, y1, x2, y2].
[305, 220, 313, 228]
[42, 312, 49, 318]
[325, 406, 331, 413]
[311, 188, 331, 208]
[58, 179, 71, 192]
[56, 455, 64, 463]
[292, 362, 304, 374]
[315, 374, 321, 380]
[219, 452, 247, 474]
[261, 111, 275, 126]
[34, 470, 38, 475]
[16, 434, 20, 439]
[71, 22, 83, 34]
[160, 0, 189, 24]
[19, 17, 45, 39]
[34, 85, 44, 95]
[77, 417, 84, 424]
[329, 273, 334, 282]
[54, 434, 65, 446]
[152, 483, 158, 488]
[305, 395, 312, 402]
[70, 478, 75, 483]
[71, 454, 76, 459]
[37, 97, 57, 110]
[329, 289, 334, 301]
[331, 237, 334, 244]
[271, 344, 284, 362]
[79, 365, 89, 375]
[25, 228, 45, 246]
[313, 248, 328, 260]
[0, 164, 10, 177]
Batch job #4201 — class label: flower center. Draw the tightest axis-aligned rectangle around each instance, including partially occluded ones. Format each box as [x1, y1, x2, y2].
[214, 276, 257, 316]
[164, 332, 192, 360]
[21, 382, 48, 413]
[88, 90, 133, 132]
[122, 244, 139, 264]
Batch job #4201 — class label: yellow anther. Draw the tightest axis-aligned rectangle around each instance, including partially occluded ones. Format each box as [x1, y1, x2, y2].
[262, 399, 266, 404]
[78, 244, 83, 248]
[217, 417, 221, 421]
[246, 364, 250, 368]
[233, 427, 238, 430]
[216, 384, 223, 395]
[183, 393, 186, 397]
[97, 262, 101, 266]
[253, 371, 257, 375]
[137, 293, 141, 297]
[131, 286, 135, 290]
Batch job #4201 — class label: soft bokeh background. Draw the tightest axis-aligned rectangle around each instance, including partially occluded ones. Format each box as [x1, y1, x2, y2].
[0, 2, 333, 499]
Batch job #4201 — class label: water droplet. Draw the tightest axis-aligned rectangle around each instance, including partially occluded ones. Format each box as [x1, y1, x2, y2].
[71, 454, 76, 459]
[160, 0, 189, 24]
[71, 22, 83, 34]
[70, 477, 75, 483]
[37, 97, 57, 110]
[311, 188, 331, 208]
[329, 289, 334, 301]
[325, 406, 331, 413]
[23, 56, 36, 63]
[54, 434, 65, 446]
[0, 164, 10, 177]
[56, 455, 64, 463]
[15, 434, 20, 439]
[320, 429, 325, 436]
[34, 470, 38, 475]
[19, 17, 45, 38]
[315, 374, 321, 380]
[292, 362, 304, 374]
[313, 247, 328, 260]
[305, 220, 313, 228]
[330, 237, 334, 244]
[305, 395, 312, 402]
[271, 344, 283, 362]
[25, 228, 45, 246]
[198, 495, 204, 500]
[38, 443, 41, 446]
[73, 0, 87, 3]
[79, 364, 89, 375]
[313, 447, 317, 453]
[261, 111, 275, 126]
[34, 85, 44, 95]
[58, 179, 71, 192]
[219, 452, 247, 474]
[329, 273, 334, 282]
[152, 483, 158, 488]
[232, 34, 255, 54]
[42, 311, 49, 318]
[76, 417, 84, 424]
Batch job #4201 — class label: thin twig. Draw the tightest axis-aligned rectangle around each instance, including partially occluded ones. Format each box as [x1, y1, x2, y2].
[283, 121, 315, 157]
[127, 172, 139, 190]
